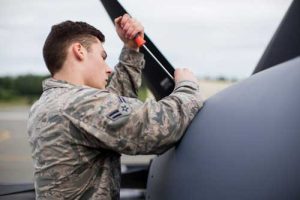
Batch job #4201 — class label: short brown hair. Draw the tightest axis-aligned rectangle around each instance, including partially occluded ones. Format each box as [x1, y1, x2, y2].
[43, 21, 105, 75]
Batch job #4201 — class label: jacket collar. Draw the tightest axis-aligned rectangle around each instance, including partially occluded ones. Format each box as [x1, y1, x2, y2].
[42, 78, 76, 91]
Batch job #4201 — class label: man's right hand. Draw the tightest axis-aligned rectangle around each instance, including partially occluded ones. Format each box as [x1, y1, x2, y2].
[174, 68, 198, 84]
[114, 14, 144, 51]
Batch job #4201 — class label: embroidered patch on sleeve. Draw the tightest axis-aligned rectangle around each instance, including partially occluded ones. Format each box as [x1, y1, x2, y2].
[118, 102, 132, 115]
[107, 110, 122, 121]
[106, 97, 132, 121]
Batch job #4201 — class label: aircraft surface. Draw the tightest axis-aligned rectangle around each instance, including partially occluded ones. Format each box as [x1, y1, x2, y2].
[101, 1, 300, 199]
[0, 0, 299, 199]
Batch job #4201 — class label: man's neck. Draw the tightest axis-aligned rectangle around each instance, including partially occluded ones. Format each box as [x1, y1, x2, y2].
[53, 69, 85, 87]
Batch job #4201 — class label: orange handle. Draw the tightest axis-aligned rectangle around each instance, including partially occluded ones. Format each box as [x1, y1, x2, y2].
[134, 35, 146, 47]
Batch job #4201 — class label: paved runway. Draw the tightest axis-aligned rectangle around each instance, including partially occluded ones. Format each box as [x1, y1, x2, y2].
[0, 107, 32, 183]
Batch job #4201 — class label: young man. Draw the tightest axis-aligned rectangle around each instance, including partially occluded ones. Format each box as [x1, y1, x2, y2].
[27, 14, 203, 199]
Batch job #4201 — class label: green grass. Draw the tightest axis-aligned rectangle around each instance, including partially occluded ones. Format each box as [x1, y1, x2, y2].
[137, 87, 149, 102]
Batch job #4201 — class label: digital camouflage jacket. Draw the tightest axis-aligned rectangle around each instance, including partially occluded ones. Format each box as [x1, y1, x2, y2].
[27, 47, 203, 199]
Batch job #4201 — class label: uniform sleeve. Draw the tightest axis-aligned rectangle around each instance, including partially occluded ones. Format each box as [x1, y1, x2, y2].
[63, 80, 203, 155]
[106, 47, 145, 98]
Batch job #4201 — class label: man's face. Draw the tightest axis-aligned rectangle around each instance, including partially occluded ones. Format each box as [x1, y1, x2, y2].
[83, 39, 112, 89]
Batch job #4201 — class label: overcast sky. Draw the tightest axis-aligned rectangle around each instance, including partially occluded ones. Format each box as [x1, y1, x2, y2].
[0, 0, 292, 79]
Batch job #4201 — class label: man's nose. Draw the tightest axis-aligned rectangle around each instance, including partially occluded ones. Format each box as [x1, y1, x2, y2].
[106, 66, 112, 75]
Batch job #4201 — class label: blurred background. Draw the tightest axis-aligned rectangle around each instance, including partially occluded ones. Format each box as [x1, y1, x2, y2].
[0, 0, 292, 195]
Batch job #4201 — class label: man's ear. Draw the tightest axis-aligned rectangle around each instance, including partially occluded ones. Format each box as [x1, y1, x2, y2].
[72, 43, 85, 61]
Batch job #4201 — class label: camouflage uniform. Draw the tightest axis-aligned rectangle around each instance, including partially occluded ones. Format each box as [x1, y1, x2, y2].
[27, 47, 203, 199]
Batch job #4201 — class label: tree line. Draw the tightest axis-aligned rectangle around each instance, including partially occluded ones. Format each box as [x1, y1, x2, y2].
[0, 74, 49, 101]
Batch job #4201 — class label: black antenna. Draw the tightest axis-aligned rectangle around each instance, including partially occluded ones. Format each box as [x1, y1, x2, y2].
[253, 0, 300, 74]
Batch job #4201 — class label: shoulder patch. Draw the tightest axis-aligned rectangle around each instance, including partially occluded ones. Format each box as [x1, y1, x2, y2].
[107, 109, 122, 121]
[118, 102, 132, 115]
[106, 97, 132, 121]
